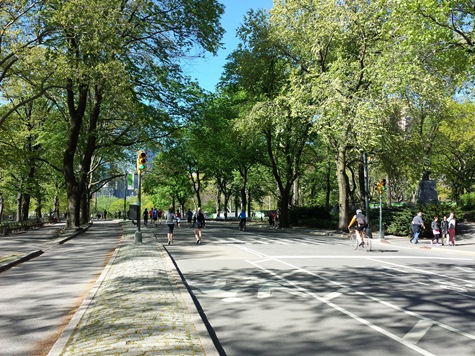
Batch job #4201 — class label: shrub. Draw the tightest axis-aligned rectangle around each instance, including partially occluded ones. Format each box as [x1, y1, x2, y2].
[385, 203, 464, 237]
[459, 192, 475, 211]
[289, 206, 337, 229]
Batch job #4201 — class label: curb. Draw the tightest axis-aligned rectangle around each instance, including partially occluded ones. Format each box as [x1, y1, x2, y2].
[0, 224, 91, 274]
[163, 246, 223, 356]
[47, 228, 124, 356]
[0, 250, 44, 273]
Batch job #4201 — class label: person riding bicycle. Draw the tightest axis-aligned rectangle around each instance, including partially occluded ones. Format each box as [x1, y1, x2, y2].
[348, 209, 368, 246]
[238, 209, 247, 230]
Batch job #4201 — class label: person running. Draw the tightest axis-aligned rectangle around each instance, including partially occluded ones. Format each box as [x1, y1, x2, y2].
[165, 208, 176, 245]
[152, 208, 158, 227]
[193, 208, 205, 244]
[348, 209, 368, 246]
[431, 216, 441, 246]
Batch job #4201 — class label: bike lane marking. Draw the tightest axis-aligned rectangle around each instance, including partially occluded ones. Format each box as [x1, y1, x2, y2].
[235, 244, 475, 354]
[243, 257, 436, 356]
[403, 320, 434, 344]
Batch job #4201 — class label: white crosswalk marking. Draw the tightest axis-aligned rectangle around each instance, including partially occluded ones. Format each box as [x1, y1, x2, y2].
[403, 320, 434, 344]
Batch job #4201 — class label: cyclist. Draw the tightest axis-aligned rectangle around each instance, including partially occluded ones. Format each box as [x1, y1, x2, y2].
[238, 209, 247, 231]
[348, 209, 368, 246]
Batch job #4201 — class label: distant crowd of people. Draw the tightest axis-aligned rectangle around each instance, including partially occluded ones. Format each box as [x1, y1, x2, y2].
[93, 210, 122, 220]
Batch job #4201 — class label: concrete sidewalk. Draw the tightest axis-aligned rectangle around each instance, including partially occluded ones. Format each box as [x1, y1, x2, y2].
[48, 222, 219, 356]
[380, 228, 475, 257]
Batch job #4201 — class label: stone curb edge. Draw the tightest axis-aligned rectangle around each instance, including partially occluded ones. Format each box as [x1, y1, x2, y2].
[0, 224, 91, 274]
[162, 245, 224, 356]
[47, 224, 125, 356]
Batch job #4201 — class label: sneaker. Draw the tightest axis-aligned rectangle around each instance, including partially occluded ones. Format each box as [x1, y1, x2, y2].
[198, 240, 201, 245]
[196, 240, 199, 245]
[168, 241, 170, 245]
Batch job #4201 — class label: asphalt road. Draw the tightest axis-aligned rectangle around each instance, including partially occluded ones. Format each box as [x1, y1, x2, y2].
[165, 222, 475, 356]
[0, 221, 120, 356]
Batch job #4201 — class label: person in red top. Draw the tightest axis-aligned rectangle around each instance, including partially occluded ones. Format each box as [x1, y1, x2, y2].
[157, 209, 162, 224]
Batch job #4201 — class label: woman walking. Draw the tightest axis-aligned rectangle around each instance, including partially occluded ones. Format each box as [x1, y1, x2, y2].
[430, 216, 441, 246]
[447, 212, 456, 246]
[193, 208, 205, 244]
[166, 208, 176, 245]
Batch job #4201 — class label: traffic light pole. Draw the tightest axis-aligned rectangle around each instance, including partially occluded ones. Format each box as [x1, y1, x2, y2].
[134, 171, 142, 243]
[363, 152, 372, 238]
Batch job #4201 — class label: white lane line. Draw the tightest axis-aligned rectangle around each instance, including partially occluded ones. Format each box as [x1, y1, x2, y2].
[270, 239, 290, 245]
[236, 245, 475, 348]
[369, 258, 475, 288]
[455, 266, 473, 273]
[403, 320, 434, 344]
[244, 258, 435, 356]
[253, 239, 269, 244]
[322, 287, 350, 301]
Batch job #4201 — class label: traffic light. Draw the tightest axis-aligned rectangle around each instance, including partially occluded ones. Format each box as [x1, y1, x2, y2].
[375, 179, 387, 194]
[137, 150, 147, 174]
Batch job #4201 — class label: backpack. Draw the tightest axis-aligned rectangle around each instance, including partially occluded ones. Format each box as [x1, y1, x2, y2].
[356, 215, 367, 225]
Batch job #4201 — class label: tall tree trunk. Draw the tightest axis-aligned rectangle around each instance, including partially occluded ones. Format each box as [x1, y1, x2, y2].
[336, 147, 349, 231]
[0, 192, 3, 222]
[358, 158, 365, 211]
[64, 80, 88, 228]
[325, 147, 331, 211]
[21, 193, 30, 221]
[35, 195, 42, 219]
[16, 192, 22, 222]
[278, 184, 292, 228]
[216, 186, 221, 217]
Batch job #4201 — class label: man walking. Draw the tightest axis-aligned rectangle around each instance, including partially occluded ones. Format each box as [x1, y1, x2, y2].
[411, 211, 425, 244]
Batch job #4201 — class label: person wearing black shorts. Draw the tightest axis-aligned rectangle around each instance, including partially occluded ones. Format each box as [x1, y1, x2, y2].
[165, 208, 176, 245]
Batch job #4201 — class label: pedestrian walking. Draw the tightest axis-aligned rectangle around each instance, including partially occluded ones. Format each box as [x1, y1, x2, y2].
[410, 211, 425, 244]
[157, 208, 162, 224]
[143, 208, 149, 226]
[193, 207, 205, 244]
[447, 212, 456, 246]
[430, 216, 441, 246]
[440, 216, 448, 246]
[103, 210, 108, 220]
[269, 211, 275, 229]
[176, 210, 181, 228]
[187, 209, 193, 227]
[166, 208, 176, 245]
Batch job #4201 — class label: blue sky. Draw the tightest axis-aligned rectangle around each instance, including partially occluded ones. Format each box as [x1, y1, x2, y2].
[183, 0, 274, 92]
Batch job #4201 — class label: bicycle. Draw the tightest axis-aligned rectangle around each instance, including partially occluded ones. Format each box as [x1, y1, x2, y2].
[349, 229, 372, 252]
[239, 218, 246, 231]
